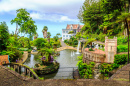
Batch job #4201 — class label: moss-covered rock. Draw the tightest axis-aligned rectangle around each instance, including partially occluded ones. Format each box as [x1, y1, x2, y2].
[34, 62, 59, 75]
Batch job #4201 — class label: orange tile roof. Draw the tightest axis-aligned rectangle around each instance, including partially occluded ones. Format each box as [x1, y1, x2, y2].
[66, 24, 79, 29]
[85, 48, 106, 55]
[0, 55, 10, 65]
[66, 24, 84, 30]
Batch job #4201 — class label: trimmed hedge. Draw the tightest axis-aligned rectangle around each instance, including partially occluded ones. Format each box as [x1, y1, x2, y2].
[117, 45, 128, 53]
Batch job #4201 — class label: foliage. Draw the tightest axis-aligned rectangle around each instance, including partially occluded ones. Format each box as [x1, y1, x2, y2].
[117, 45, 128, 53]
[18, 37, 30, 48]
[117, 36, 128, 45]
[0, 21, 9, 50]
[114, 54, 127, 65]
[8, 36, 19, 47]
[42, 26, 48, 31]
[28, 49, 32, 53]
[0, 49, 22, 62]
[38, 48, 54, 62]
[77, 54, 83, 60]
[64, 36, 78, 47]
[89, 48, 94, 51]
[39, 77, 44, 80]
[76, 32, 82, 39]
[68, 31, 74, 34]
[77, 56, 95, 79]
[11, 8, 37, 37]
[18, 48, 28, 51]
[78, 0, 130, 38]
[100, 63, 113, 77]
[33, 38, 47, 49]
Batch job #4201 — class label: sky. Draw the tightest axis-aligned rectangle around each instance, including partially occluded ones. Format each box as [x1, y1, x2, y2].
[0, 0, 85, 38]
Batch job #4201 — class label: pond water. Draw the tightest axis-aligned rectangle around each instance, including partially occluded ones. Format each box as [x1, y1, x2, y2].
[23, 49, 81, 79]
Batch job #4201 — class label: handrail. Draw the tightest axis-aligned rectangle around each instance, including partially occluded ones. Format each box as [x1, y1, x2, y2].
[3, 63, 39, 79]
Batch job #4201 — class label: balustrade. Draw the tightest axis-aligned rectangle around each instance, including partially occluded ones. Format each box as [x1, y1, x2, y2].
[2, 63, 39, 79]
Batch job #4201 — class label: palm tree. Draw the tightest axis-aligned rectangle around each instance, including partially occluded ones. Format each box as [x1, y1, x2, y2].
[47, 32, 51, 44]
[34, 33, 38, 40]
[42, 26, 48, 38]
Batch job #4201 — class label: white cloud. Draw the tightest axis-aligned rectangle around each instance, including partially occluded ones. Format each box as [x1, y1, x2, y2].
[0, 0, 85, 22]
[30, 12, 78, 22]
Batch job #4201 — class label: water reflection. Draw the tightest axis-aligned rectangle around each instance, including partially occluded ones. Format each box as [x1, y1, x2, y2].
[24, 54, 39, 68]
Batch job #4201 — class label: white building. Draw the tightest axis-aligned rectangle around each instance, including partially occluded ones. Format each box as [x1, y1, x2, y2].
[62, 24, 84, 41]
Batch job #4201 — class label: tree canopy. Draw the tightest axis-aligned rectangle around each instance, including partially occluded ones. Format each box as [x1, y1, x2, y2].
[11, 8, 37, 37]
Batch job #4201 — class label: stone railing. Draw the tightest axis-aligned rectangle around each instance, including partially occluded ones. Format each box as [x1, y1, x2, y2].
[3, 63, 39, 79]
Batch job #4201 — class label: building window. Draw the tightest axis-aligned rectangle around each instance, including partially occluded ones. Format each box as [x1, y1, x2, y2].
[63, 35, 65, 37]
[63, 38, 65, 40]
[63, 31, 65, 33]
[66, 35, 68, 37]
[66, 31, 68, 33]
[69, 35, 71, 37]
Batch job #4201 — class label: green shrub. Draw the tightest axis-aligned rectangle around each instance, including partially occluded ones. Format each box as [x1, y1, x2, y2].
[117, 36, 129, 45]
[77, 55, 83, 60]
[18, 48, 28, 51]
[111, 63, 120, 69]
[100, 63, 112, 77]
[89, 48, 94, 51]
[0, 50, 22, 62]
[114, 54, 127, 65]
[28, 49, 32, 53]
[38, 77, 44, 80]
[77, 59, 95, 79]
[22, 52, 24, 55]
[117, 45, 128, 53]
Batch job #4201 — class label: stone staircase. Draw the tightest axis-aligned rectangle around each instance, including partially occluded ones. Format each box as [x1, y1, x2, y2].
[94, 63, 101, 79]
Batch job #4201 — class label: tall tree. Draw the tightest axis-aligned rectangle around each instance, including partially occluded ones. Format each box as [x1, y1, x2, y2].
[11, 8, 37, 38]
[42, 26, 48, 38]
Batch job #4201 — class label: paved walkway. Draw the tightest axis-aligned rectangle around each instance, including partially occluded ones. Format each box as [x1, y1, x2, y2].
[57, 39, 81, 52]
[60, 39, 68, 47]
[18, 51, 28, 64]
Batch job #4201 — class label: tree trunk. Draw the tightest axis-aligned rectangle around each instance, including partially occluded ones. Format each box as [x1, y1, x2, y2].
[48, 53, 51, 62]
[126, 18, 129, 64]
[43, 30, 47, 38]
[129, 0, 130, 13]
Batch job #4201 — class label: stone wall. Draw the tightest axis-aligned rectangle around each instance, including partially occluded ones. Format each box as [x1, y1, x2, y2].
[83, 36, 117, 64]
[83, 51, 105, 64]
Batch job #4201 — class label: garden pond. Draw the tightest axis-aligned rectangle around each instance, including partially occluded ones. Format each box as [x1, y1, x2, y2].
[23, 49, 81, 79]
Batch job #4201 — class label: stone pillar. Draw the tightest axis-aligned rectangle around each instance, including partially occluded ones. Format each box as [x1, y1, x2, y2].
[29, 71, 32, 77]
[18, 66, 21, 74]
[25, 68, 28, 75]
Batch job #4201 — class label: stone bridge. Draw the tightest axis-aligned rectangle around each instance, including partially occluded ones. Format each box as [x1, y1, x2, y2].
[2, 63, 39, 79]
[56, 46, 81, 52]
